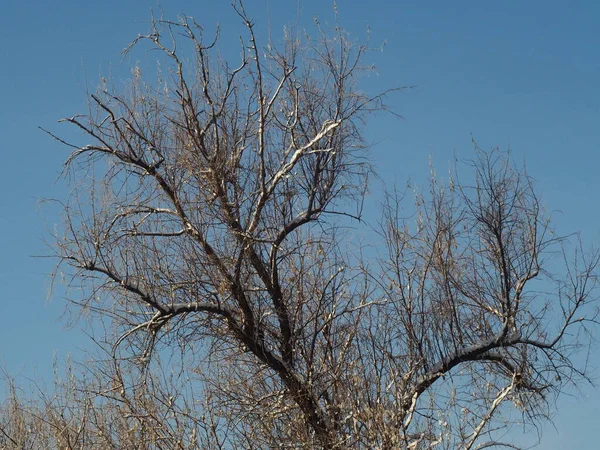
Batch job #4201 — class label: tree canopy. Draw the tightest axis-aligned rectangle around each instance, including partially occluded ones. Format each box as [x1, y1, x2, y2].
[2, 3, 599, 449]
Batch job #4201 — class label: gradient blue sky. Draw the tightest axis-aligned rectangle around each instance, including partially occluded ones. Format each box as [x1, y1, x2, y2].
[1, 1, 599, 447]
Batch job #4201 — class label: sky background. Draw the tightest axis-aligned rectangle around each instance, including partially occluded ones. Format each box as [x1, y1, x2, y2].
[1, 1, 599, 447]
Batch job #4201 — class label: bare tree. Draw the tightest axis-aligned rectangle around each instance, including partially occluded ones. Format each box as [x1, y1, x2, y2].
[28, 3, 599, 449]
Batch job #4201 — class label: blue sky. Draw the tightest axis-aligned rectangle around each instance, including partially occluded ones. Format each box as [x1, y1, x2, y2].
[1, 1, 599, 447]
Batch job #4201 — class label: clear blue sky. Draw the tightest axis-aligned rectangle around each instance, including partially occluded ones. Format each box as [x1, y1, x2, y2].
[1, 1, 599, 447]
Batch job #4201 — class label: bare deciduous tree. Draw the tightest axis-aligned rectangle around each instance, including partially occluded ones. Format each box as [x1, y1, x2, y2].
[13, 3, 597, 449]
